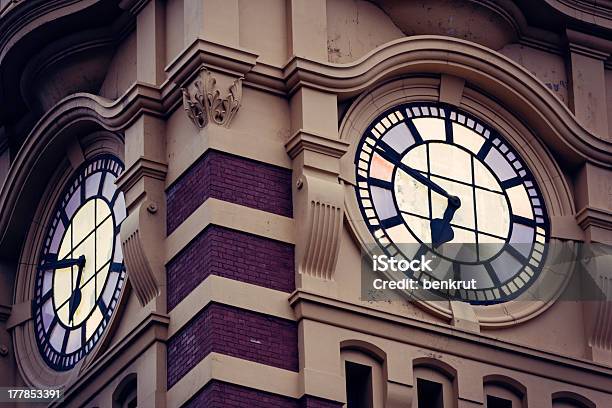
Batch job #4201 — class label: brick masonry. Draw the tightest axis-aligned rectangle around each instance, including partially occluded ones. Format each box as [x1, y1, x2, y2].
[166, 226, 295, 311]
[183, 381, 343, 408]
[167, 303, 299, 388]
[166, 150, 292, 234]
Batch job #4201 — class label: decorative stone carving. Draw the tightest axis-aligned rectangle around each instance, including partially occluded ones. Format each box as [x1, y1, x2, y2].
[581, 243, 612, 363]
[286, 130, 349, 290]
[181, 67, 242, 129]
[121, 225, 159, 306]
[299, 198, 343, 280]
[116, 155, 168, 308]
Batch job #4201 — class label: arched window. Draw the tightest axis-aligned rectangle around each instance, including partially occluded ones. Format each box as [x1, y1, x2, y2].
[552, 392, 595, 408]
[413, 359, 457, 408]
[483, 376, 526, 408]
[112, 373, 137, 408]
[341, 346, 385, 408]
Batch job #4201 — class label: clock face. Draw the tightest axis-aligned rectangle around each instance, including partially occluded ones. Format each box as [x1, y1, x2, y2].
[355, 102, 550, 303]
[33, 155, 127, 371]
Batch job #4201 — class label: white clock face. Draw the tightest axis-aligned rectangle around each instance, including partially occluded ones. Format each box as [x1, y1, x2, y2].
[355, 103, 550, 303]
[33, 155, 127, 371]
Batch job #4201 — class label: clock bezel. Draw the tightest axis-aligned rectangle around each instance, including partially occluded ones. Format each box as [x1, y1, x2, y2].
[353, 101, 551, 304]
[13, 134, 128, 388]
[339, 77, 576, 327]
[33, 154, 127, 372]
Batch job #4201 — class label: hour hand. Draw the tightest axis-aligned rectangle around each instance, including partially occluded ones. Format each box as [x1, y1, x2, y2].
[41, 256, 86, 270]
[431, 197, 461, 248]
[68, 255, 86, 324]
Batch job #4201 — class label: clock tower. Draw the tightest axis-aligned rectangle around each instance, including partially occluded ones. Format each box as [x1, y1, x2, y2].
[0, 1, 611, 407]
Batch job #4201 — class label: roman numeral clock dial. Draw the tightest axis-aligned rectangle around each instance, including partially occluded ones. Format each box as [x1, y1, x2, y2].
[355, 103, 550, 303]
[33, 155, 127, 371]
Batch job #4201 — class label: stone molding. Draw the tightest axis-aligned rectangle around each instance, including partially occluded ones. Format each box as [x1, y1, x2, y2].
[282, 36, 611, 168]
[181, 67, 242, 129]
[167, 275, 295, 338]
[4, 36, 612, 247]
[576, 206, 612, 232]
[567, 29, 612, 56]
[166, 39, 257, 87]
[286, 130, 349, 161]
[57, 312, 169, 407]
[166, 352, 301, 408]
[165, 198, 295, 263]
[289, 290, 612, 394]
[544, 0, 612, 30]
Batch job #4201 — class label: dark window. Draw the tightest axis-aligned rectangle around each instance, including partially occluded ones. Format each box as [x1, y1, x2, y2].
[113, 374, 137, 408]
[345, 361, 373, 408]
[126, 395, 137, 408]
[417, 378, 443, 408]
[487, 395, 512, 408]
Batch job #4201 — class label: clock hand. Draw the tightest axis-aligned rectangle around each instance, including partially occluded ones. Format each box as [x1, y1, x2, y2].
[377, 142, 460, 206]
[376, 141, 462, 246]
[40, 256, 86, 270]
[431, 198, 461, 248]
[68, 255, 86, 324]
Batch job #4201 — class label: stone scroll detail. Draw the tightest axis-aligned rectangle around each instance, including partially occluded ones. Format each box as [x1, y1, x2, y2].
[117, 157, 168, 308]
[122, 227, 159, 306]
[181, 68, 242, 129]
[299, 200, 343, 280]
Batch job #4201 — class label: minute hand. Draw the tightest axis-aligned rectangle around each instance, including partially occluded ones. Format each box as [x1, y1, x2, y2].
[395, 161, 461, 207]
[41, 257, 86, 270]
[378, 142, 456, 202]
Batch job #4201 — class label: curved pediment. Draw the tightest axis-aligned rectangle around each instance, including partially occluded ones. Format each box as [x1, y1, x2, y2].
[284, 35, 612, 169]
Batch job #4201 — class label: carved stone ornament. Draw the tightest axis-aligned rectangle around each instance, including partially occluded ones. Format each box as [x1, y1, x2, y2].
[181, 67, 243, 129]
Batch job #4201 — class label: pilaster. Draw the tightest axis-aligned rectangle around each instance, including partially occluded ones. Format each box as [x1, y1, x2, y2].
[574, 162, 612, 244]
[286, 87, 348, 297]
[566, 29, 612, 140]
[287, 0, 328, 61]
[574, 162, 612, 365]
[117, 114, 168, 312]
[183, 0, 239, 48]
[120, 0, 167, 86]
[298, 320, 345, 404]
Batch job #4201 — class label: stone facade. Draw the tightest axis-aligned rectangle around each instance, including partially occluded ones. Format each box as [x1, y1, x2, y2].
[0, 0, 611, 407]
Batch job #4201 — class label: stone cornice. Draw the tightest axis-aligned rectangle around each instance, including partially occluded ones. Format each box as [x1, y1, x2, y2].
[115, 157, 168, 194]
[285, 130, 349, 160]
[3, 35, 612, 253]
[567, 29, 612, 60]
[576, 206, 612, 231]
[544, 0, 612, 30]
[289, 290, 612, 394]
[56, 312, 169, 407]
[165, 38, 258, 89]
[281, 36, 612, 168]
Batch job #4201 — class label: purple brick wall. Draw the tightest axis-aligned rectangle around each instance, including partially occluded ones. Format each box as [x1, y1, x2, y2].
[299, 397, 343, 408]
[166, 226, 294, 311]
[184, 382, 300, 408]
[166, 150, 292, 234]
[183, 382, 344, 408]
[167, 304, 298, 388]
